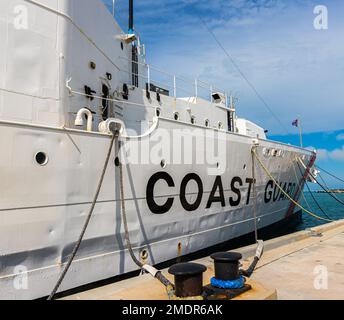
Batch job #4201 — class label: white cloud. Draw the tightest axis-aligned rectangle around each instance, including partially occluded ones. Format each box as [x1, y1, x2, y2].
[106, 0, 344, 135]
[316, 146, 344, 162]
[331, 147, 344, 161]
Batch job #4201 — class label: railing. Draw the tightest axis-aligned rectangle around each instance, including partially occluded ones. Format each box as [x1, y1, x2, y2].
[118, 56, 231, 105]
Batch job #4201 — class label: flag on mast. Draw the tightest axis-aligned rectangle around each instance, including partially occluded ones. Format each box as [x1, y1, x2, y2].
[292, 118, 303, 147]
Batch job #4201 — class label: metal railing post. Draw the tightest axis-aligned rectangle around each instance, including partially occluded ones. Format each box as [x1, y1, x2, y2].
[147, 64, 151, 89]
[210, 85, 213, 102]
[173, 76, 177, 98]
[195, 78, 198, 100]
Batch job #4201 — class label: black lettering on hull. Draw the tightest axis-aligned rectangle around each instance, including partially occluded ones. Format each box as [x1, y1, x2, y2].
[229, 177, 242, 207]
[146, 172, 175, 214]
[206, 176, 225, 209]
[180, 173, 204, 211]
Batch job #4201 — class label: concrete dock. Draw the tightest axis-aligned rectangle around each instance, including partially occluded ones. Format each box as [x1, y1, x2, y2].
[63, 220, 344, 300]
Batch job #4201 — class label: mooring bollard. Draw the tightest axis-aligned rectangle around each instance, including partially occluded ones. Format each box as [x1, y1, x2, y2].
[211, 252, 242, 281]
[168, 263, 207, 298]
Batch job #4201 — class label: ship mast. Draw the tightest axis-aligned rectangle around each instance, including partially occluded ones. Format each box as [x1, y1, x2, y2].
[129, 0, 134, 34]
[129, 0, 138, 87]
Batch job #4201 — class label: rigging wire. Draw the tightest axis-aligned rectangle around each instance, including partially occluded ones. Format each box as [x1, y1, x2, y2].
[296, 162, 333, 221]
[317, 172, 344, 207]
[315, 165, 344, 184]
[299, 158, 344, 208]
[196, 13, 290, 134]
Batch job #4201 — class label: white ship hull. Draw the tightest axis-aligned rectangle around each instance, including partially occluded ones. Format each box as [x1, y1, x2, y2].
[0, 0, 315, 299]
[0, 118, 314, 299]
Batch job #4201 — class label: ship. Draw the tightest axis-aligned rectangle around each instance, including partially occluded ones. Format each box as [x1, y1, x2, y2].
[0, 0, 316, 299]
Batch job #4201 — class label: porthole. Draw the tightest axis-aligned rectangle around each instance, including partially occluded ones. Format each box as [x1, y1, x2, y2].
[174, 112, 179, 121]
[89, 61, 96, 70]
[156, 108, 161, 117]
[205, 119, 210, 127]
[35, 152, 48, 166]
[191, 116, 195, 124]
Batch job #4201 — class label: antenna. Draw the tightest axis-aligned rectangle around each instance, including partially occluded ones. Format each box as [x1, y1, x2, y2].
[112, 0, 115, 17]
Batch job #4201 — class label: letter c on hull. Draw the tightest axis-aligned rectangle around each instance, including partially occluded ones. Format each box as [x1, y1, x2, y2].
[146, 172, 175, 214]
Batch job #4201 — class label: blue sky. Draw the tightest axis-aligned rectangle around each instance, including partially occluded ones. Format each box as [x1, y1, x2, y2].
[103, 0, 344, 186]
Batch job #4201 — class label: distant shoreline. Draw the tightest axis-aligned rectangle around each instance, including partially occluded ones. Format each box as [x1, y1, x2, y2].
[316, 190, 344, 194]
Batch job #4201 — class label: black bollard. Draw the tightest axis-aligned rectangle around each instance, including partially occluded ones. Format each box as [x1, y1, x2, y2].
[168, 263, 207, 298]
[210, 252, 242, 281]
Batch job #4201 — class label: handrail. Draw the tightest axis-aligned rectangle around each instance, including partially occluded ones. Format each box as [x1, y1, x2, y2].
[119, 56, 230, 102]
[66, 78, 155, 109]
[126, 56, 220, 89]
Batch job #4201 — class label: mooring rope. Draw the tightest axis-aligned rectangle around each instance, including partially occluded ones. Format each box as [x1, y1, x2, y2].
[116, 138, 175, 295]
[48, 134, 116, 300]
[251, 146, 259, 243]
[251, 149, 333, 223]
[291, 159, 313, 212]
[47, 132, 173, 300]
[317, 172, 344, 207]
[296, 162, 333, 221]
[315, 165, 344, 184]
[299, 158, 344, 208]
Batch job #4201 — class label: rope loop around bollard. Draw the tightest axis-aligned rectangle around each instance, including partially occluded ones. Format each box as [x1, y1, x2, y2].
[210, 276, 246, 290]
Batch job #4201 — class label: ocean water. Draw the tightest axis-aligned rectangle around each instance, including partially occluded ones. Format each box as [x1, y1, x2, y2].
[298, 192, 344, 230]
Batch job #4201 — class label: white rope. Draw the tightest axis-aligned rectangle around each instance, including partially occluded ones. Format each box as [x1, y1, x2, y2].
[251, 146, 259, 243]
[291, 161, 313, 212]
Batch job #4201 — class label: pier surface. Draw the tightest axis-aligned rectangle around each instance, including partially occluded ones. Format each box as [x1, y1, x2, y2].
[63, 220, 344, 300]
